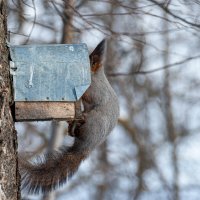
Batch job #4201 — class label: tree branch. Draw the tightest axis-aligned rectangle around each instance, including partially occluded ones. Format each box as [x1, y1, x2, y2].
[149, 0, 200, 29]
[108, 55, 200, 76]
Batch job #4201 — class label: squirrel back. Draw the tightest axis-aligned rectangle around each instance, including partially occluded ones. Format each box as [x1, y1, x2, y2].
[19, 39, 119, 193]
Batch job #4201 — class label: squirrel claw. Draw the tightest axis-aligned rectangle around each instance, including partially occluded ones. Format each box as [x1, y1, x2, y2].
[68, 114, 86, 137]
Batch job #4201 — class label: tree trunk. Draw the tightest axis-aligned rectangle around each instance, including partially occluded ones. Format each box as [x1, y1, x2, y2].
[0, 1, 20, 200]
[61, 0, 74, 43]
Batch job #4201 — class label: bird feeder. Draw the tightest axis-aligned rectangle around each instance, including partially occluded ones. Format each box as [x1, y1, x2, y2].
[9, 43, 91, 121]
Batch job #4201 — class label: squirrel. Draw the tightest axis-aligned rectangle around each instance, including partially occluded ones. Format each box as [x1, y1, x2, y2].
[19, 39, 119, 194]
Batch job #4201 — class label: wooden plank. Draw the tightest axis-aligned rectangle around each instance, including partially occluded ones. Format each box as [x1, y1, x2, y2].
[15, 102, 76, 122]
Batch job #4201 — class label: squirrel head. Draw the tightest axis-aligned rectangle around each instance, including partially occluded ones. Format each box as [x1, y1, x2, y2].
[89, 39, 106, 73]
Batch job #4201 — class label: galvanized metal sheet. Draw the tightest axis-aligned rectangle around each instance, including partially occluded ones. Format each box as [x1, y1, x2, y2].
[9, 44, 91, 101]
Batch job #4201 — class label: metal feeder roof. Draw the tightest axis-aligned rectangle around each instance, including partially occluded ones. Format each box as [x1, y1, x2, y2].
[9, 43, 91, 102]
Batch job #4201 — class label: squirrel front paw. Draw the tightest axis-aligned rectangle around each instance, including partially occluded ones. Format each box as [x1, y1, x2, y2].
[68, 114, 86, 137]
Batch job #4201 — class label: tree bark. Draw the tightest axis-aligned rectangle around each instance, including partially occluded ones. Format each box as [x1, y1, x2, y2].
[0, 1, 20, 200]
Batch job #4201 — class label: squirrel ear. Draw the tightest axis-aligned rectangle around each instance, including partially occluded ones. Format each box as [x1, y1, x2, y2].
[89, 39, 106, 72]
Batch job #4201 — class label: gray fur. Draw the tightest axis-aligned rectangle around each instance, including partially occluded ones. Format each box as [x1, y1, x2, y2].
[19, 39, 119, 193]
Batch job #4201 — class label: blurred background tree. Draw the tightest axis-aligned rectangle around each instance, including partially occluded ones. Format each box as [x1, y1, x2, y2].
[8, 0, 200, 199]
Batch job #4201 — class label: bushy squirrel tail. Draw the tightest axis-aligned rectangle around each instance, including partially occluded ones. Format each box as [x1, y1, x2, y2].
[19, 141, 89, 193]
[19, 39, 113, 194]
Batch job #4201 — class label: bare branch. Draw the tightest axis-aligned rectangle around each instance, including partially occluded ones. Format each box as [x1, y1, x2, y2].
[149, 0, 200, 29]
[108, 55, 200, 76]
